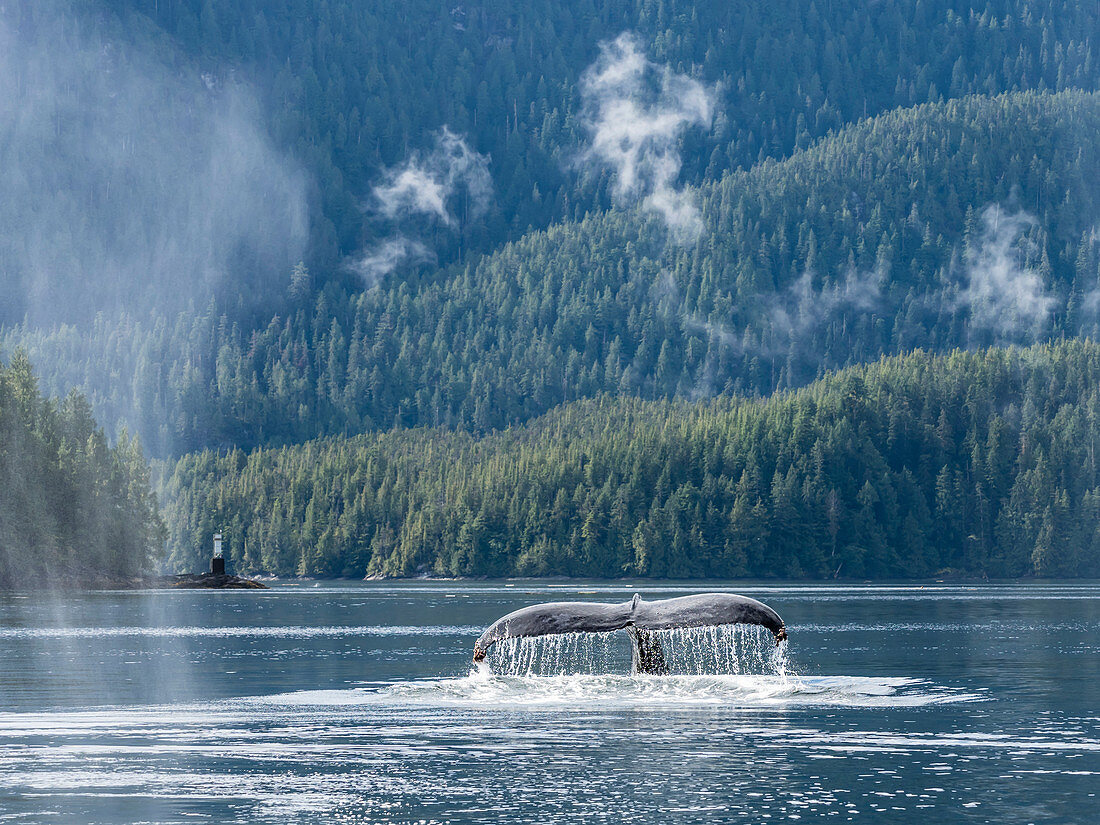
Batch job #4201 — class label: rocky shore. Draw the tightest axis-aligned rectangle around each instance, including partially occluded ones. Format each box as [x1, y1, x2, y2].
[24, 571, 270, 590]
[161, 572, 268, 589]
[0, 572, 269, 590]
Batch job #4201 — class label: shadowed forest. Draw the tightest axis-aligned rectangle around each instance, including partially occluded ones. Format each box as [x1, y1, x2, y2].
[2, 0, 1099, 579]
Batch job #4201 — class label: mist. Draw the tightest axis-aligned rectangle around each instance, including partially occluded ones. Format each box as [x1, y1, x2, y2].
[650, 265, 886, 398]
[373, 127, 492, 227]
[656, 266, 884, 347]
[769, 268, 886, 344]
[349, 128, 491, 286]
[958, 205, 1054, 339]
[347, 237, 432, 288]
[578, 32, 714, 242]
[0, 3, 309, 327]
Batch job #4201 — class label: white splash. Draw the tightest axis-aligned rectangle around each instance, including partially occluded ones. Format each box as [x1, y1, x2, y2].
[485, 625, 786, 678]
[368, 673, 977, 709]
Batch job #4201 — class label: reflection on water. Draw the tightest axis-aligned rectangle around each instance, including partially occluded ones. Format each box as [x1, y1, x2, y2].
[0, 624, 481, 639]
[0, 581, 1097, 823]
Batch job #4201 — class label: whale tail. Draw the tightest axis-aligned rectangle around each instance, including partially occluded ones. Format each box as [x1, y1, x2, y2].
[472, 592, 787, 673]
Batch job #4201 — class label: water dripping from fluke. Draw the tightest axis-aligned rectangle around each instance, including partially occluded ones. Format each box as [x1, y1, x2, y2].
[471, 593, 789, 677]
[388, 592, 976, 707]
[483, 624, 789, 678]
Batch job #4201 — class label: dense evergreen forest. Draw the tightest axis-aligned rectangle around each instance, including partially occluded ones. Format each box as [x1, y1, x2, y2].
[0, 352, 165, 585]
[86, 0, 1100, 272]
[4, 0, 1099, 455]
[161, 343, 1100, 580]
[10, 91, 1100, 456]
[3, 1, 1100, 578]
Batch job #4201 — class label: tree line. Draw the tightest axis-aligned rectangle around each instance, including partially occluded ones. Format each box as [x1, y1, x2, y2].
[0, 351, 165, 585]
[160, 341, 1100, 580]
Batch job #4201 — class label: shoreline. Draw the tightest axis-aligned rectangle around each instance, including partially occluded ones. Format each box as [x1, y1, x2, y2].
[1, 571, 1070, 593]
[0, 572, 269, 591]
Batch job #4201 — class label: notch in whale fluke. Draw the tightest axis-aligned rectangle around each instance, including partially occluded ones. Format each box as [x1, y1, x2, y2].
[472, 593, 787, 673]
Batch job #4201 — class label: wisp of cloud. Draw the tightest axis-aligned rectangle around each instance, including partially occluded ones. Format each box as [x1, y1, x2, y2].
[769, 268, 886, 343]
[347, 237, 432, 288]
[349, 128, 491, 286]
[579, 33, 714, 242]
[374, 128, 492, 227]
[652, 265, 886, 398]
[958, 205, 1054, 339]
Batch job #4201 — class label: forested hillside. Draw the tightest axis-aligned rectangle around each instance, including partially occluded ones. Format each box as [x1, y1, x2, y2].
[160, 342, 1100, 580]
[92, 0, 1100, 272]
[8, 1, 1100, 455]
[0, 352, 165, 585]
[4, 1, 1100, 579]
[12, 90, 1100, 455]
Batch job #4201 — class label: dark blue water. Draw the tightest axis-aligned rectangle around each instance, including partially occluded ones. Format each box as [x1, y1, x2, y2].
[0, 582, 1097, 823]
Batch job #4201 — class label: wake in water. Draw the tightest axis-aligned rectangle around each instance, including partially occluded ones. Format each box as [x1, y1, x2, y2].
[350, 625, 978, 709]
[360, 673, 976, 709]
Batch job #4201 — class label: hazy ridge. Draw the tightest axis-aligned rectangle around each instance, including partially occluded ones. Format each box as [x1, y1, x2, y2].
[2, 1, 1100, 577]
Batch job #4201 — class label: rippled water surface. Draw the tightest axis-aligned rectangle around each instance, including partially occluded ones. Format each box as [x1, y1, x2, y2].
[1, 581, 1097, 823]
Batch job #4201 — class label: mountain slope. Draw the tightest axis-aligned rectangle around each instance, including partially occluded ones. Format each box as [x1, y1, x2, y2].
[159, 340, 1100, 580]
[94, 0, 1100, 270]
[16, 89, 1096, 455]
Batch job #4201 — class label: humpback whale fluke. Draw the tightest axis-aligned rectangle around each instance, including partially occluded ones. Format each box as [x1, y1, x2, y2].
[472, 593, 787, 674]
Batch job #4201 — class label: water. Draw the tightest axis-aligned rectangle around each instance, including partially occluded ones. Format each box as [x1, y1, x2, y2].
[0, 581, 1097, 823]
[486, 623, 787, 676]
